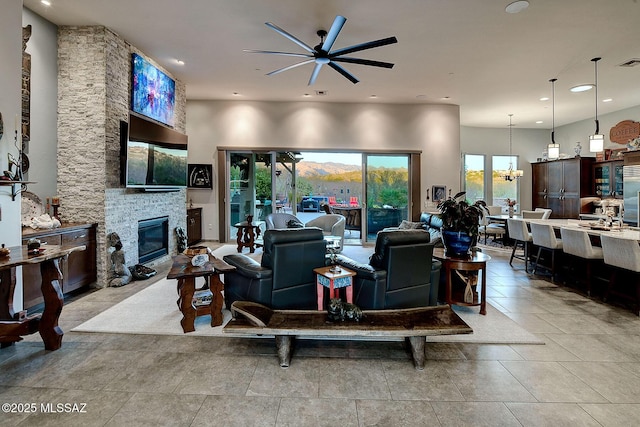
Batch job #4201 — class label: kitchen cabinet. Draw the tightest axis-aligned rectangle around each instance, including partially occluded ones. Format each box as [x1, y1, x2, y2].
[593, 160, 623, 198]
[531, 157, 594, 219]
[21, 223, 97, 310]
[187, 207, 203, 246]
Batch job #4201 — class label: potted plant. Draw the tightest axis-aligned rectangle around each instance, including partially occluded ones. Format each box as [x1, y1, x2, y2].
[437, 191, 486, 257]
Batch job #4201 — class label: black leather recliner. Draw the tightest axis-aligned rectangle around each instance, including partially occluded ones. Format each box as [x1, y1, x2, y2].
[335, 229, 441, 309]
[222, 228, 327, 309]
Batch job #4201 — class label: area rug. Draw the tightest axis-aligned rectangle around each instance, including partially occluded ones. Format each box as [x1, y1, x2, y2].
[72, 245, 543, 344]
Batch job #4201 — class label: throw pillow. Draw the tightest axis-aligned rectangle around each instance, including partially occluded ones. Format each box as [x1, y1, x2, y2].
[398, 220, 423, 230]
[286, 219, 304, 228]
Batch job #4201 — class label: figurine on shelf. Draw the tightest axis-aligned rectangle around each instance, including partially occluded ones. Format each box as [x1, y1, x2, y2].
[574, 142, 582, 157]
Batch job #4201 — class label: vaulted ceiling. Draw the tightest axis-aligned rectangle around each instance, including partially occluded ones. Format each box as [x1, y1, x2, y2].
[24, 0, 640, 129]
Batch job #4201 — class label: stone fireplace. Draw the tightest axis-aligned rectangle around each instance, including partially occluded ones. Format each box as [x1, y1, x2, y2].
[138, 216, 169, 263]
[57, 26, 188, 287]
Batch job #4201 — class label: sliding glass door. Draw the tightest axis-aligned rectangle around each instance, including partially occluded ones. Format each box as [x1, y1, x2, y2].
[365, 154, 410, 241]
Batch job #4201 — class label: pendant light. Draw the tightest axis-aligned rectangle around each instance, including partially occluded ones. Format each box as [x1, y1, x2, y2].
[589, 57, 604, 153]
[502, 114, 523, 181]
[548, 78, 560, 160]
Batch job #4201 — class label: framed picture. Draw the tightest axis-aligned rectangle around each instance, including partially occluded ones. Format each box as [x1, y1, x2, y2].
[432, 185, 447, 203]
[188, 164, 213, 189]
[131, 53, 176, 127]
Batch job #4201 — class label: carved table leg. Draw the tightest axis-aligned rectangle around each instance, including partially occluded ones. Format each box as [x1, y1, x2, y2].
[407, 336, 426, 370]
[39, 258, 64, 351]
[178, 277, 196, 333]
[209, 273, 224, 327]
[236, 226, 244, 253]
[275, 335, 293, 368]
[244, 227, 256, 253]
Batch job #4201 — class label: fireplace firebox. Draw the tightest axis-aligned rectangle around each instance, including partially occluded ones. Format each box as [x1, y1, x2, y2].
[138, 216, 169, 263]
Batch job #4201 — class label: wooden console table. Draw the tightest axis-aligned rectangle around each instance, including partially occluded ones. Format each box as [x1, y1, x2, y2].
[167, 253, 236, 333]
[433, 247, 490, 315]
[225, 301, 472, 370]
[234, 220, 265, 253]
[0, 244, 86, 350]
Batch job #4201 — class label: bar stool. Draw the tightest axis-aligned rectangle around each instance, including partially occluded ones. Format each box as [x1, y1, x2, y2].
[507, 218, 532, 272]
[600, 234, 640, 316]
[559, 227, 604, 296]
[530, 222, 563, 280]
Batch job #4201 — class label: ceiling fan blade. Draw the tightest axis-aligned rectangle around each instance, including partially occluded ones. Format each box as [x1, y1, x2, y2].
[321, 15, 347, 52]
[265, 22, 315, 53]
[332, 57, 395, 69]
[328, 61, 359, 84]
[308, 63, 324, 86]
[267, 59, 315, 76]
[330, 36, 398, 57]
[243, 49, 313, 59]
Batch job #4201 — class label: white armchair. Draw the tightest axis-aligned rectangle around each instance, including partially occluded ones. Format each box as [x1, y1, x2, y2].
[305, 214, 346, 252]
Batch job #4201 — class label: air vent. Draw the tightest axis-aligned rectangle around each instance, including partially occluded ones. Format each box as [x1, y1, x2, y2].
[315, 90, 328, 96]
[619, 58, 640, 67]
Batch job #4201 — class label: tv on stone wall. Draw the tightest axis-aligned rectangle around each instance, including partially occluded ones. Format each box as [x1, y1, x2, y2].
[131, 53, 176, 127]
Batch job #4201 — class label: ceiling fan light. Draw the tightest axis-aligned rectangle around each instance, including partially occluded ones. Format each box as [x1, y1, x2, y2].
[548, 143, 560, 159]
[589, 134, 605, 152]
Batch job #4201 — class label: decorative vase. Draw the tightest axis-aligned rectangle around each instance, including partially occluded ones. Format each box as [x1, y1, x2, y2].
[508, 206, 514, 218]
[442, 229, 473, 258]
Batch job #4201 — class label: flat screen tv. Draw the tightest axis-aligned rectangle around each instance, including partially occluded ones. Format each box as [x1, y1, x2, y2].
[121, 114, 188, 190]
[131, 53, 176, 127]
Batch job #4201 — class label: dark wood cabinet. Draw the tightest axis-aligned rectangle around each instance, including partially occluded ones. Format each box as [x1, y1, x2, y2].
[593, 160, 623, 198]
[187, 207, 203, 246]
[21, 223, 97, 310]
[531, 157, 594, 219]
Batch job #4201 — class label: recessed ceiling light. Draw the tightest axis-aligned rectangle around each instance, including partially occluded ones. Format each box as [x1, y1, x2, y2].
[369, 95, 377, 98]
[232, 92, 241, 96]
[536, 120, 543, 124]
[505, 1, 529, 14]
[303, 93, 311, 97]
[539, 97, 549, 101]
[603, 98, 613, 102]
[41, 0, 51, 6]
[176, 59, 185, 65]
[442, 96, 450, 100]
[570, 84, 594, 92]
[415, 94, 427, 99]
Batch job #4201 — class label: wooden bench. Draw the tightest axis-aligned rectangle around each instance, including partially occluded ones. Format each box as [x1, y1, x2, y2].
[223, 301, 472, 370]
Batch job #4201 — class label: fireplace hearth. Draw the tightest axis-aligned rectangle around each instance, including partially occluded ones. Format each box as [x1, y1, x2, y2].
[138, 216, 169, 263]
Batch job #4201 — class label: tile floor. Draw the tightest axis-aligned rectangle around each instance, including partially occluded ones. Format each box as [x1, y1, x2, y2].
[1, 244, 640, 426]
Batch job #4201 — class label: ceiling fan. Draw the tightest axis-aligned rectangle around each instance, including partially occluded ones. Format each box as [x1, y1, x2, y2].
[244, 15, 398, 85]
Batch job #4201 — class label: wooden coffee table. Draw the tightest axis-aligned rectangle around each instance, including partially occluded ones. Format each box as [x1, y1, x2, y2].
[167, 253, 235, 332]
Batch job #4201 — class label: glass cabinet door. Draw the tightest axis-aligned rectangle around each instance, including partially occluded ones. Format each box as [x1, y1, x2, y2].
[614, 163, 624, 197]
[594, 164, 611, 197]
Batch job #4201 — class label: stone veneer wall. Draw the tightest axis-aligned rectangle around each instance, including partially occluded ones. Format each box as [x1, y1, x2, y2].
[58, 26, 187, 288]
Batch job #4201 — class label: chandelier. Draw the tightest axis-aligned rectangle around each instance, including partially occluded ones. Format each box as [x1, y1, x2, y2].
[502, 114, 523, 181]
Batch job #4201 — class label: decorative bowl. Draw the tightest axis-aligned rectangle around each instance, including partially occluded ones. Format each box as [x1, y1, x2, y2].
[183, 246, 209, 257]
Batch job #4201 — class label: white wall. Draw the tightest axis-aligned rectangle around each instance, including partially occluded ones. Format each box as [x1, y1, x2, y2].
[0, 1, 23, 246]
[554, 105, 640, 155]
[22, 7, 58, 199]
[186, 100, 461, 240]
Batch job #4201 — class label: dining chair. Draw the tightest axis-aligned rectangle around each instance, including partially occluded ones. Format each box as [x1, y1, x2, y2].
[534, 208, 553, 219]
[507, 218, 532, 272]
[479, 206, 505, 245]
[600, 234, 640, 316]
[559, 227, 604, 296]
[521, 210, 546, 219]
[530, 222, 563, 280]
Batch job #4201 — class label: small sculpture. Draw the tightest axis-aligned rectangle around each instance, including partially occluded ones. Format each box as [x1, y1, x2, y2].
[175, 227, 187, 253]
[327, 298, 363, 322]
[107, 232, 132, 287]
[574, 142, 582, 157]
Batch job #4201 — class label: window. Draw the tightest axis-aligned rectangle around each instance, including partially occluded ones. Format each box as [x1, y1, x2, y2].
[463, 154, 485, 203]
[492, 155, 519, 210]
